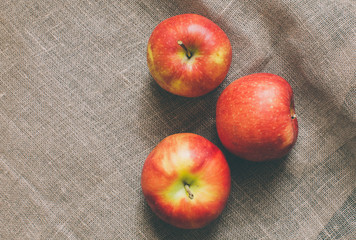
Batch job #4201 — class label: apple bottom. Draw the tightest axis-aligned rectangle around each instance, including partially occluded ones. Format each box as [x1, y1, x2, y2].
[220, 133, 295, 162]
[141, 133, 231, 229]
[218, 116, 297, 162]
[145, 189, 227, 229]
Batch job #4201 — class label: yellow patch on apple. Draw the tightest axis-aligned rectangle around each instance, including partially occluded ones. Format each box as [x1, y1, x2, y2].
[210, 48, 227, 65]
[280, 124, 295, 149]
[171, 79, 183, 91]
[147, 43, 154, 63]
[163, 172, 218, 205]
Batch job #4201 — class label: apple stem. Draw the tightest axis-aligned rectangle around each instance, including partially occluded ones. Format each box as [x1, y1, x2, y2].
[184, 183, 194, 200]
[177, 40, 192, 59]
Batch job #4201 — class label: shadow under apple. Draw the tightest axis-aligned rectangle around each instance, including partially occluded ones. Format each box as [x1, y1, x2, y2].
[222, 147, 297, 228]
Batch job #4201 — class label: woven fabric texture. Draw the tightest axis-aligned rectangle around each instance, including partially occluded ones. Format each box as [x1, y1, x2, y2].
[0, 0, 355, 239]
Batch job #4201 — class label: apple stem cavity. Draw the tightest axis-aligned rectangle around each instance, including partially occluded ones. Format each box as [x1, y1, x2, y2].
[184, 183, 194, 200]
[177, 40, 192, 59]
[291, 114, 296, 119]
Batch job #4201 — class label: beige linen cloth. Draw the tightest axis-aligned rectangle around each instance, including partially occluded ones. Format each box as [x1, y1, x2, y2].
[0, 0, 355, 239]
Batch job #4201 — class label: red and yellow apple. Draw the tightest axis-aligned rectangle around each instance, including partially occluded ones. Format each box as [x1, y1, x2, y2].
[147, 14, 232, 97]
[216, 73, 298, 162]
[141, 133, 231, 229]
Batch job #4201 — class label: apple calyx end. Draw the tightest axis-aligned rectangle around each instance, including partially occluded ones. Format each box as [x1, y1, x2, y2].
[177, 40, 193, 59]
[184, 183, 194, 200]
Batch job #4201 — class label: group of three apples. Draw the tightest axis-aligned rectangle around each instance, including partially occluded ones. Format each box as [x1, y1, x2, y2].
[141, 14, 298, 229]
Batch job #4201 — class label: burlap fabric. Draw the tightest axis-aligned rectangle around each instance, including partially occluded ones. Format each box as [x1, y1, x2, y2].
[1, 0, 355, 239]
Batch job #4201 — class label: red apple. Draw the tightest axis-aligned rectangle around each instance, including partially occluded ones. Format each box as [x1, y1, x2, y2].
[216, 73, 298, 162]
[141, 133, 231, 229]
[147, 14, 232, 97]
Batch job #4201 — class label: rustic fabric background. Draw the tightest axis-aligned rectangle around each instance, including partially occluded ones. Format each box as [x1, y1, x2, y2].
[0, 0, 355, 239]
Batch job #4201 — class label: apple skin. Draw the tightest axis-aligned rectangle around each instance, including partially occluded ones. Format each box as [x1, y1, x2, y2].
[141, 133, 231, 229]
[216, 73, 298, 162]
[147, 14, 232, 97]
